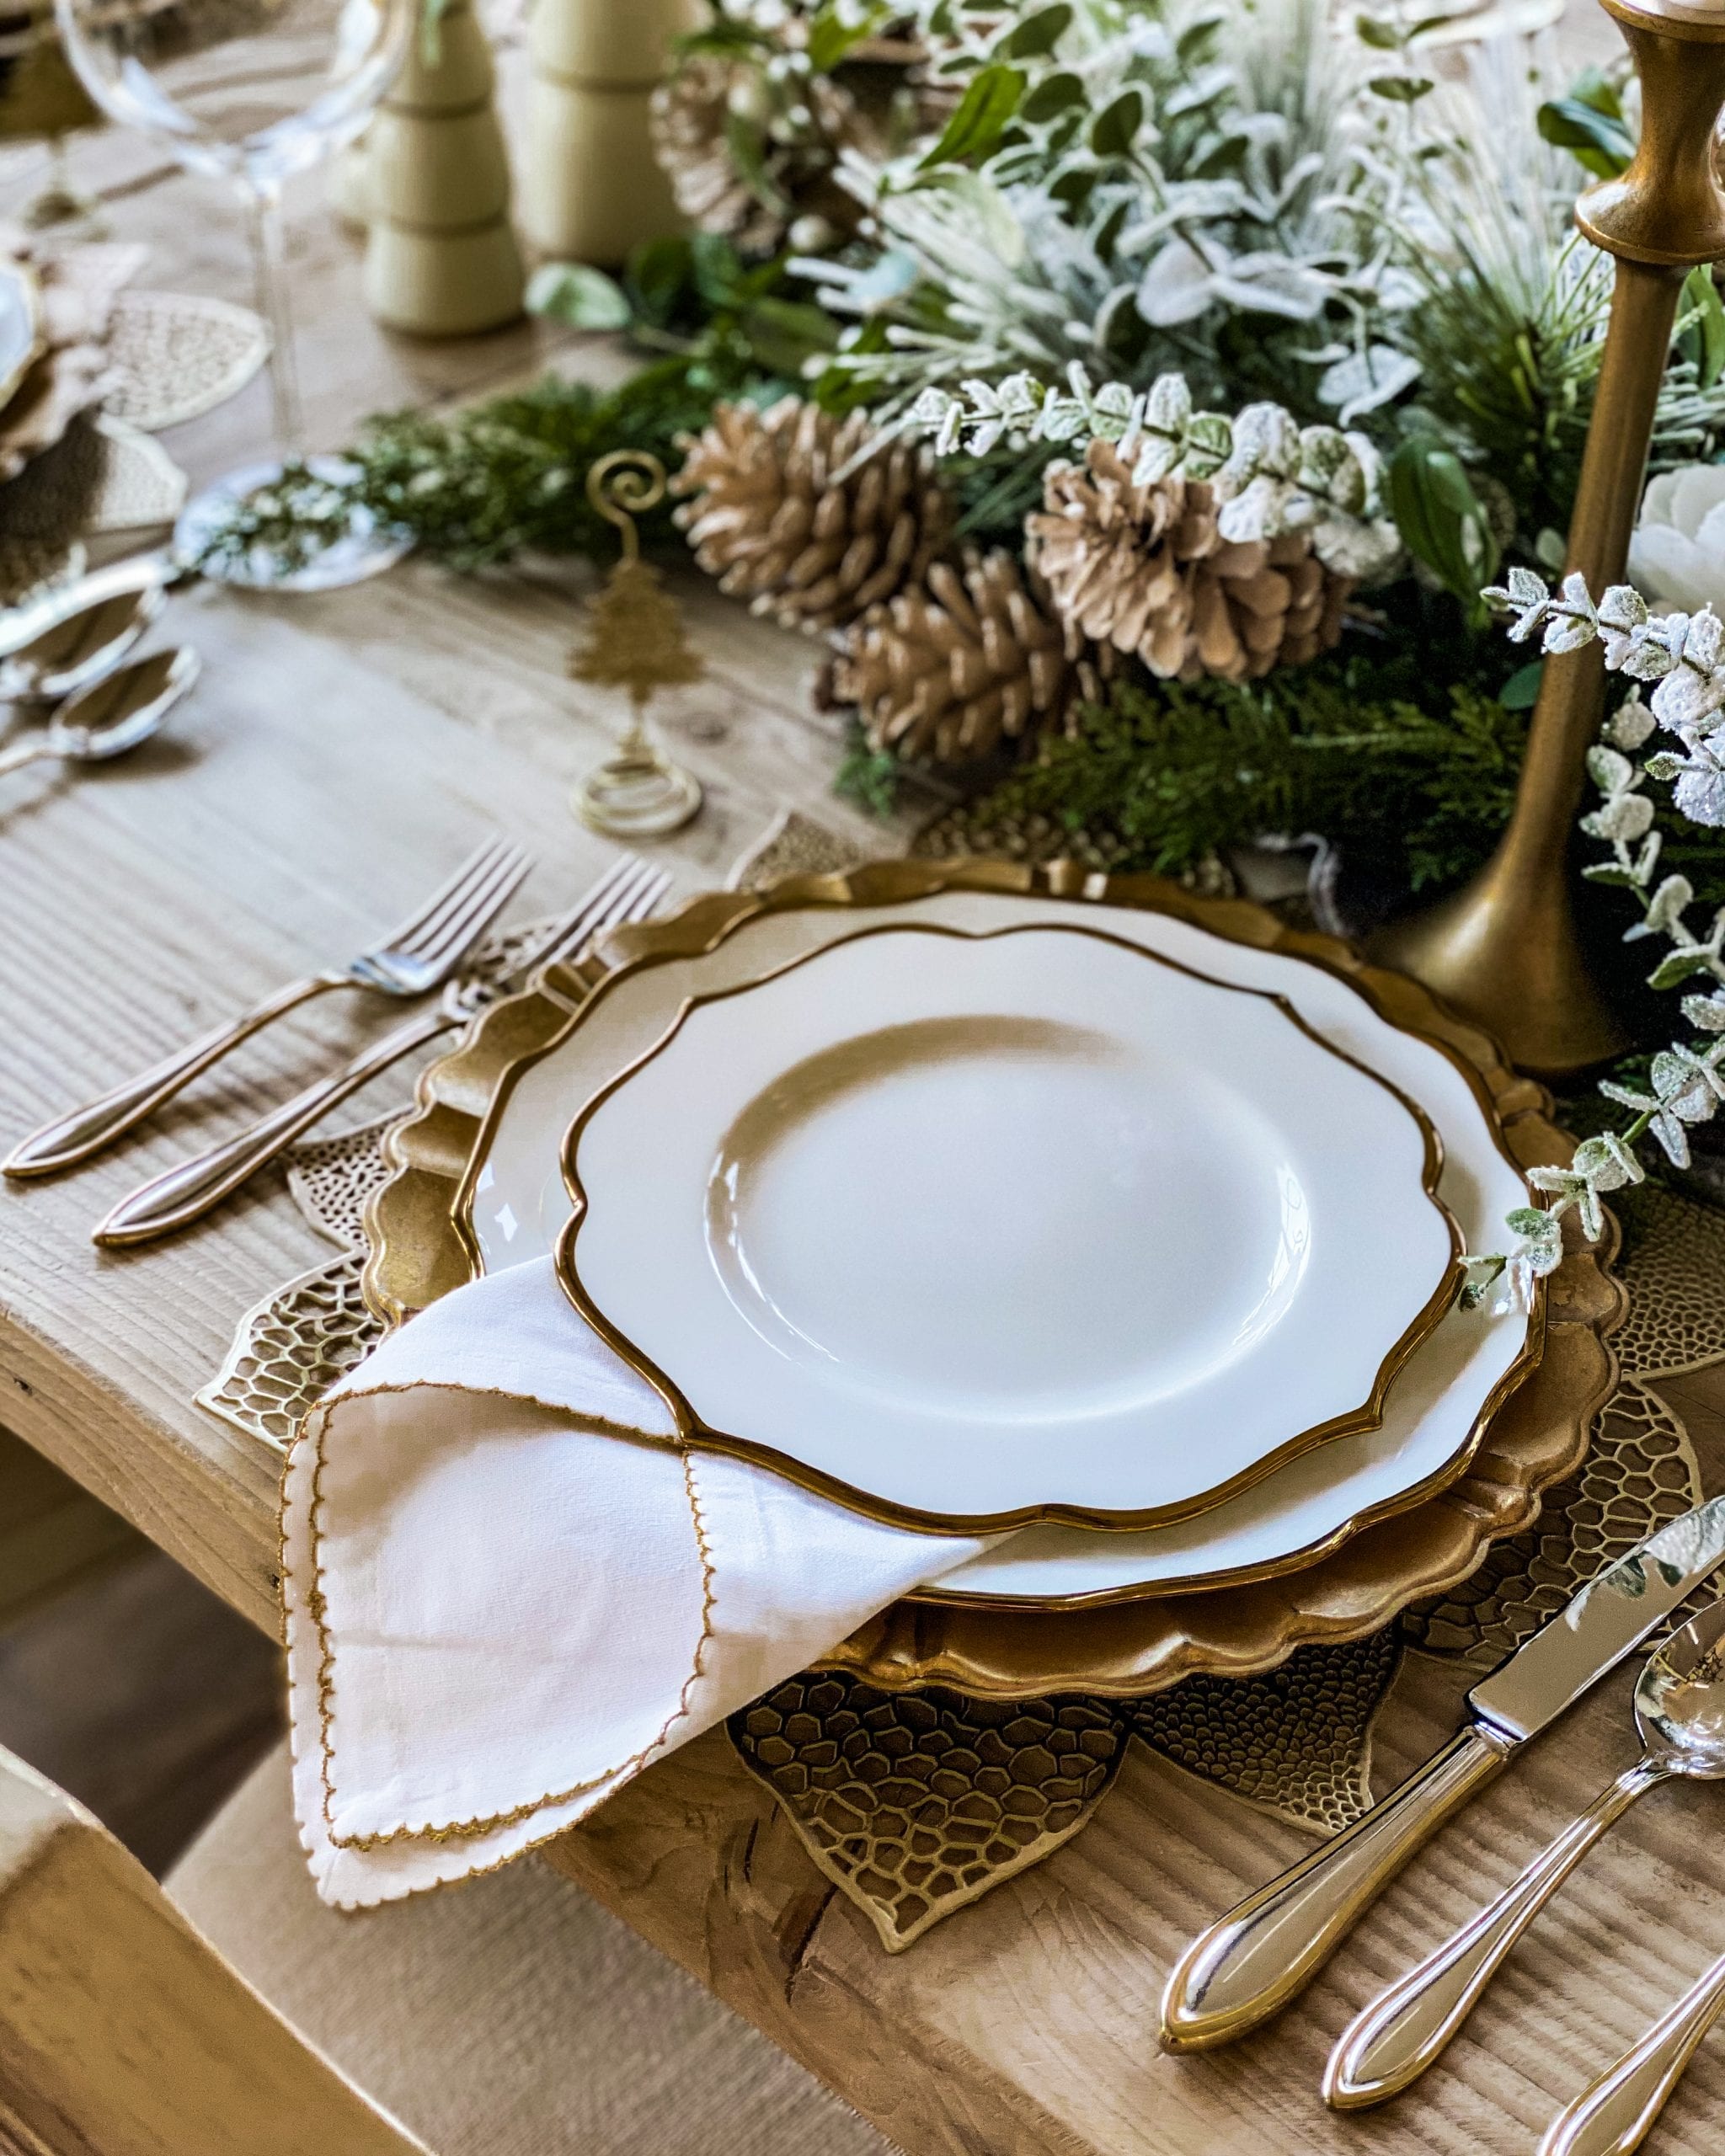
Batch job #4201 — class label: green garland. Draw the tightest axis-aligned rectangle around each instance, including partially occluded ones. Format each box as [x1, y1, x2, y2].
[937, 663, 1529, 897]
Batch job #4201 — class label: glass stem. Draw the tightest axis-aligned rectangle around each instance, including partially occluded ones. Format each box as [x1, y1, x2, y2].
[244, 177, 306, 464]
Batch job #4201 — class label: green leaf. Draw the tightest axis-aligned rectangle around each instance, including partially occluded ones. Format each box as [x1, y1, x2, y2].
[525, 261, 632, 332]
[689, 230, 750, 308]
[806, 0, 891, 75]
[1681, 264, 1725, 389]
[725, 109, 794, 214]
[1537, 95, 1634, 179]
[1570, 66, 1625, 120]
[740, 296, 836, 375]
[1090, 88, 1145, 157]
[1649, 948, 1717, 991]
[1000, 3, 1072, 58]
[1499, 659, 1543, 709]
[623, 235, 694, 328]
[1387, 437, 1500, 612]
[918, 63, 1027, 168]
[1354, 13, 1403, 48]
[1020, 68, 1084, 121]
[1583, 862, 1640, 886]
[1369, 73, 1434, 103]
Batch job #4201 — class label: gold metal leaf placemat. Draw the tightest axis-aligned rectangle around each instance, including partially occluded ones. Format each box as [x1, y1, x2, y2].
[1128, 1629, 1404, 1837]
[1613, 1184, 1725, 1379]
[1401, 1374, 1702, 1668]
[196, 1115, 398, 1451]
[729, 1678, 1128, 1952]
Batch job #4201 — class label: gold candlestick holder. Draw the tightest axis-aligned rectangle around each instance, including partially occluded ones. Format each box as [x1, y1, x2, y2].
[1373, 0, 1725, 1078]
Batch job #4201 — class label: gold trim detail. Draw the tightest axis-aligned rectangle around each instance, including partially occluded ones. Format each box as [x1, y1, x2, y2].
[363, 859, 1622, 1699]
[553, 918, 1466, 1536]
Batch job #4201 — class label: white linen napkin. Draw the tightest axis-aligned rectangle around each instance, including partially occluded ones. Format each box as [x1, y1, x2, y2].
[281, 1257, 1000, 1908]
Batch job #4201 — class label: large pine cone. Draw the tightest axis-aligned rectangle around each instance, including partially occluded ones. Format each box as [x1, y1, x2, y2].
[829, 547, 1076, 766]
[674, 396, 953, 636]
[1028, 441, 1352, 685]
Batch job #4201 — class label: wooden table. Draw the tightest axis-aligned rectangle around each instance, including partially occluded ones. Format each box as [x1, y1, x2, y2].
[8, 74, 1725, 2156]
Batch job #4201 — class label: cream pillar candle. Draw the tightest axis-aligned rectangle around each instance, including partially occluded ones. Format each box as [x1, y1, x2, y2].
[520, 0, 698, 265]
[361, 0, 525, 337]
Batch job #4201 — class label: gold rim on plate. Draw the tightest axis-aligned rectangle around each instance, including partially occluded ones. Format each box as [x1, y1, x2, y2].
[553, 916, 1466, 1536]
[363, 859, 1622, 1698]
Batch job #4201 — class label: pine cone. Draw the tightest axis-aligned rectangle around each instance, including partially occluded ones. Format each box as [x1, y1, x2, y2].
[649, 51, 864, 253]
[674, 396, 953, 635]
[1028, 441, 1353, 686]
[829, 547, 1076, 766]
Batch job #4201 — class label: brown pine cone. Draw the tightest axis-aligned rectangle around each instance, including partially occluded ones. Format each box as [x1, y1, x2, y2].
[828, 547, 1076, 766]
[1028, 440, 1353, 685]
[673, 396, 953, 636]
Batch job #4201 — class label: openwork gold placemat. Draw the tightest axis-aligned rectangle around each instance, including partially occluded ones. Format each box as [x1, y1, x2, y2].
[207, 825, 1725, 1952]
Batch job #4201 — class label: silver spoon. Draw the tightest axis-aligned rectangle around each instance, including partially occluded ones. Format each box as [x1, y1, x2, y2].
[0, 648, 200, 781]
[0, 579, 168, 705]
[0, 553, 172, 665]
[1541, 1933, 1725, 2155]
[1324, 1596, 1725, 2111]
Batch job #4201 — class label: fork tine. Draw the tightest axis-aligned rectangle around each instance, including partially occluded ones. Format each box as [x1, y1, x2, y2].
[414, 846, 533, 972]
[521, 858, 668, 975]
[372, 835, 516, 963]
[398, 840, 531, 965]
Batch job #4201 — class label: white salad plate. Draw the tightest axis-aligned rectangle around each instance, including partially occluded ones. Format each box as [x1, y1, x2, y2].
[554, 921, 1460, 1532]
[469, 888, 1535, 1597]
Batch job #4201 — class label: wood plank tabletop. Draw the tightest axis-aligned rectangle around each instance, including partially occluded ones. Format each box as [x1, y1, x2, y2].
[8, 36, 1725, 2156]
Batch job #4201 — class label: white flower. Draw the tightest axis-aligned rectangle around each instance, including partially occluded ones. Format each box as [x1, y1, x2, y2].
[1627, 464, 1725, 617]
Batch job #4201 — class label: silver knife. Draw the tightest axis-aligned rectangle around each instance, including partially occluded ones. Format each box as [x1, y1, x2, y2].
[1159, 1496, 1725, 2053]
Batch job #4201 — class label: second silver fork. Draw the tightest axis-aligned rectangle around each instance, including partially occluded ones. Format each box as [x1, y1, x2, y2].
[93, 856, 671, 1247]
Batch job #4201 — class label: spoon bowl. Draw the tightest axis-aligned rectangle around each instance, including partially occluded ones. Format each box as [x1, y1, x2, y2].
[0, 581, 168, 705]
[0, 648, 200, 782]
[1634, 1596, 1725, 1778]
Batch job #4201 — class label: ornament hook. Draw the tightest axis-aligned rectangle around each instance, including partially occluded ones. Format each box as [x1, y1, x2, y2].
[585, 449, 666, 563]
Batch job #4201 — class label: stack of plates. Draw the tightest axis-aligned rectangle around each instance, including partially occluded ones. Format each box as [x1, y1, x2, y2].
[438, 878, 1561, 1647]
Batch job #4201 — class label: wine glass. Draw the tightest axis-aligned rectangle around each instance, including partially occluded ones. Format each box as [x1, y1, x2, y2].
[53, 0, 415, 588]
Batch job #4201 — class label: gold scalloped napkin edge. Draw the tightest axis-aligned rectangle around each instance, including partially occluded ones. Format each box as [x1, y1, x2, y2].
[281, 1257, 997, 1908]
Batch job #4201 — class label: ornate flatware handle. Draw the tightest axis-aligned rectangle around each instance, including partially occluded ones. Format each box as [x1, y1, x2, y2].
[1159, 1723, 1513, 2052]
[1541, 1951, 1725, 2156]
[1324, 1760, 1663, 2109]
[4, 973, 340, 1179]
[93, 1004, 456, 1246]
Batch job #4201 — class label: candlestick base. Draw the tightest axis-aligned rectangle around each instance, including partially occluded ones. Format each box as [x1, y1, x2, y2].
[1370, 857, 1629, 1080]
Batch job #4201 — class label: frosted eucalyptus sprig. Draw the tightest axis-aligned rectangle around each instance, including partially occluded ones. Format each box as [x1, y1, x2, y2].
[1461, 563, 1725, 1315]
[903, 363, 1402, 579]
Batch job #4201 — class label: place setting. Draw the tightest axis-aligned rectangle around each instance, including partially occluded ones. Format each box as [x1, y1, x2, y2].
[20, 0, 1725, 2148]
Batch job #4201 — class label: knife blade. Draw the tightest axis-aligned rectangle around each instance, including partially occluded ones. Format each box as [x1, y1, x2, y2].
[1159, 1495, 1725, 2053]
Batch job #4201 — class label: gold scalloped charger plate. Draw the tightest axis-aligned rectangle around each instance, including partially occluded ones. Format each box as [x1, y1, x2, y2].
[469, 883, 1538, 1589]
[365, 861, 1622, 1698]
[557, 918, 1463, 1536]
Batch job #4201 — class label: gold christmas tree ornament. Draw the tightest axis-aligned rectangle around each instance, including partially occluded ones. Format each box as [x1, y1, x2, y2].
[569, 449, 704, 838]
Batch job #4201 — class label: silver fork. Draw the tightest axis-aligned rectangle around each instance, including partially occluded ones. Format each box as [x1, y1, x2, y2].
[5, 835, 531, 1179]
[93, 855, 672, 1247]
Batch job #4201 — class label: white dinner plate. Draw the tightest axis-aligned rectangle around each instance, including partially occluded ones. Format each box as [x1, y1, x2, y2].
[555, 921, 1460, 1532]
[468, 887, 1535, 1598]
